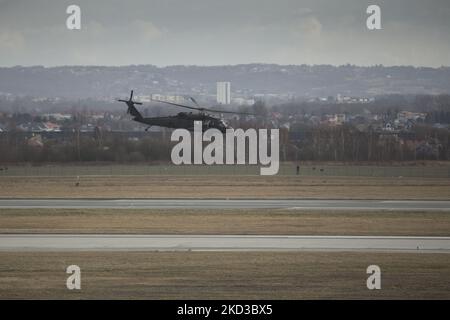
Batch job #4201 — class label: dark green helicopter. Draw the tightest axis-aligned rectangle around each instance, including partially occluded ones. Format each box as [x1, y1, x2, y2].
[117, 90, 253, 133]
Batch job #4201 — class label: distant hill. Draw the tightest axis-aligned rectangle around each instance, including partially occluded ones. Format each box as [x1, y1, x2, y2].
[1, 64, 450, 99]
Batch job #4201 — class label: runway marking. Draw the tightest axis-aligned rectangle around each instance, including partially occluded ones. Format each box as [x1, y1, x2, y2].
[1, 234, 449, 252]
[0, 199, 449, 211]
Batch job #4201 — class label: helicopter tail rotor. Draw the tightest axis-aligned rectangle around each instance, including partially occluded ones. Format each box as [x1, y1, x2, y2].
[116, 90, 143, 118]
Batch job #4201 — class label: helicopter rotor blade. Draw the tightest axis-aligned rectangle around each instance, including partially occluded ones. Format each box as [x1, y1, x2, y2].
[117, 98, 142, 106]
[117, 90, 143, 104]
[196, 106, 255, 116]
[189, 97, 200, 107]
[151, 98, 255, 116]
[151, 98, 203, 112]
[208, 109, 255, 116]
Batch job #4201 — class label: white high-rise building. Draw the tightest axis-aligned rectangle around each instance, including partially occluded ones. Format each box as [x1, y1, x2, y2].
[216, 82, 231, 104]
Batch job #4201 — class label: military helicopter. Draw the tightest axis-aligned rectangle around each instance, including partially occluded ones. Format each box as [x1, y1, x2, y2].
[117, 90, 254, 133]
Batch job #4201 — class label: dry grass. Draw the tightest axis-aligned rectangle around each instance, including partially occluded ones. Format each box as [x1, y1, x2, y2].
[0, 251, 449, 299]
[0, 209, 449, 236]
[0, 175, 449, 199]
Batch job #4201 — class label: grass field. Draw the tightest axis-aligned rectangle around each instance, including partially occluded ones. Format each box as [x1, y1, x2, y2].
[1, 163, 449, 178]
[1, 164, 448, 300]
[0, 175, 449, 199]
[0, 209, 449, 236]
[1, 251, 449, 299]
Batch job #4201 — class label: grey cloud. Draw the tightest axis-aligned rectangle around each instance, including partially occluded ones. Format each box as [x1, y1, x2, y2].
[0, 0, 449, 67]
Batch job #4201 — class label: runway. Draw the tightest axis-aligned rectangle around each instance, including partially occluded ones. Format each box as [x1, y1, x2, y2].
[0, 199, 449, 211]
[1, 234, 449, 252]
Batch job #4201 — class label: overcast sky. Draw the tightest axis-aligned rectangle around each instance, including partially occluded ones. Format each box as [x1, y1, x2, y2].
[1, 0, 449, 67]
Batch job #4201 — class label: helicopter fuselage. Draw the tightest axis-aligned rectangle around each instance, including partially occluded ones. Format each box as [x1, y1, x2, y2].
[134, 112, 229, 133]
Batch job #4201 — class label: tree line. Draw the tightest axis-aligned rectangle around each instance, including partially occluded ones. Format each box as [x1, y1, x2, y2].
[0, 124, 448, 163]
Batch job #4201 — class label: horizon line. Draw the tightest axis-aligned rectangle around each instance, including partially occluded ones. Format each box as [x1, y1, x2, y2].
[1, 63, 449, 69]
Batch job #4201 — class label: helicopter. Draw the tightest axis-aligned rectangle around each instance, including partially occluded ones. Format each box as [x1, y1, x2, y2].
[117, 90, 254, 133]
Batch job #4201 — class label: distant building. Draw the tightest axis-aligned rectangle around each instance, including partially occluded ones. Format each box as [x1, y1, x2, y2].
[336, 94, 372, 104]
[326, 114, 346, 126]
[232, 97, 255, 106]
[150, 94, 185, 103]
[397, 111, 426, 122]
[217, 82, 231, 104]
[43, 122, 61, 132]
[42, 113, 72, 121]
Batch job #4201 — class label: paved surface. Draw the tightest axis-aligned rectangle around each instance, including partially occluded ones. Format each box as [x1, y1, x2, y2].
[0, 199, 449, 210]
[1, 234, 449, 252]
